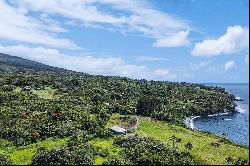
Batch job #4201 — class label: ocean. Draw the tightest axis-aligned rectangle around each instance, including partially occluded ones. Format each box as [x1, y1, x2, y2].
[191, 83, 249, 146]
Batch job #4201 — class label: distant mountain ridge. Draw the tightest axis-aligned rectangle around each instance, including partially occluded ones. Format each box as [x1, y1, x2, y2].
[0, 53, 74, 73]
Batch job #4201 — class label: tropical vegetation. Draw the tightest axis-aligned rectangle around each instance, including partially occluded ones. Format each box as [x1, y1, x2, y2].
[0, 53, 248, 165]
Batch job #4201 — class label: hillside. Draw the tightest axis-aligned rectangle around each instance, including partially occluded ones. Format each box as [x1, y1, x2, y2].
[0, 53, 248, 165]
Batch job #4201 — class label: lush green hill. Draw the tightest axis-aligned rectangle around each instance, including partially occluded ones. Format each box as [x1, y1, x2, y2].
[0, 53, 248, 165]
[136, 117, 248, 165]
[0, 53, 74, 73]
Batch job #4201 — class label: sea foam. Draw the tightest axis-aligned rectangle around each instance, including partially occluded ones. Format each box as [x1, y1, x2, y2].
[236, 106, 246, 113]
[224, 118, 232, 121]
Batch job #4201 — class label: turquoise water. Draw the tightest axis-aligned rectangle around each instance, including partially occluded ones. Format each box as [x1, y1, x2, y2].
[193, 83, 249, 146]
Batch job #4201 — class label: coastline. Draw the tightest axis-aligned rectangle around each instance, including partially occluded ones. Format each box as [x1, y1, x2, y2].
[184, 115, 200, 129]
[184, 110, 237, 129]
[184, 83, 249, 146]
[235, 105, 246, 113]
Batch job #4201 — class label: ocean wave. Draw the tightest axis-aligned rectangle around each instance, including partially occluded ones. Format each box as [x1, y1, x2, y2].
[224, 118, 232, 121]
[207, 112, 230, 117]
[188, 116, 200, 129]
[236, 106, 246, 113]
[184, 107, 244, 129]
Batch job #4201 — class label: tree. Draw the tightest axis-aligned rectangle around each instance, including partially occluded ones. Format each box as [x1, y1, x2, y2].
[185, 142, 193, 151]
[169, 135, 177, 149]
[32, 145, 95, 165]
[0, 154, 12, 165]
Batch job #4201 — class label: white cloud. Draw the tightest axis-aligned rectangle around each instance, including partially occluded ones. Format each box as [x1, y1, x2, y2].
[224, 61, 236, 72]
[154, 69, 176, 80]
[192, 25, 249, 56]
[153, 30, 190, 47]
[154, 69, 169, 77]
[0, 1, 78, 49]
[0, 44, 176, 80]
[136, 56, 168, 62]
[189, 61, 211, 70]
[12, 0, 192, 47]
[208, 61, 236, 73]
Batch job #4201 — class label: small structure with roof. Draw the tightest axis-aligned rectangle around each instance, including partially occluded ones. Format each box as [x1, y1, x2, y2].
[110, 125, 127, 134]
[22, 86, 31, 91]
[211, 142, 221, 147]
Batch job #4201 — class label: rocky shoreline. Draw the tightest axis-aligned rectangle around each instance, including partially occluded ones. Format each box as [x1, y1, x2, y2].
[184, 116, 200, 129]
[183, 110, 237, 129]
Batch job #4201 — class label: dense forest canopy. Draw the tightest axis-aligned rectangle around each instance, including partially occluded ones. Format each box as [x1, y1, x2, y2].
[0, 53, 243, 165]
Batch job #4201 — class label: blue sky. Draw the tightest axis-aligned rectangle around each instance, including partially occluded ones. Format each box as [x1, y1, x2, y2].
[0, 0, 249, 83]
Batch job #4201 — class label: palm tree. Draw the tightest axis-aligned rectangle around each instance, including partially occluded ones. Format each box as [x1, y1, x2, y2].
[169, 135, 176, 149]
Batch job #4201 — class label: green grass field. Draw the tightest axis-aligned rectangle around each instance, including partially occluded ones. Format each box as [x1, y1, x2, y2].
[0, 137, 69, 165]
[89, 138, 124, 165]
[90, 115, 249, 165]
[135, 117, 249, 165]
[32, 87, 58, 100]
[0, 116, 248, 165]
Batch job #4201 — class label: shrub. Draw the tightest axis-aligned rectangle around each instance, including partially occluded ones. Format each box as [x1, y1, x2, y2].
[226, 156, 249, 165]
[0, 154, 12, 165]
[32, 144, 95, 165]
[103, 156, 132, 165]
[114, 136, 197, 165]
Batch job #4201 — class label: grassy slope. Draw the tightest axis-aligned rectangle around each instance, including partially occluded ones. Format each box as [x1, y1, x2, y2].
[0, 137, 69, 165]
[89, 115, 248, 165]
[136, 117, 249, 165]
[32, 87, 60, 100]
[1, 116, 248, 165]
[89, 138, 124, 165]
